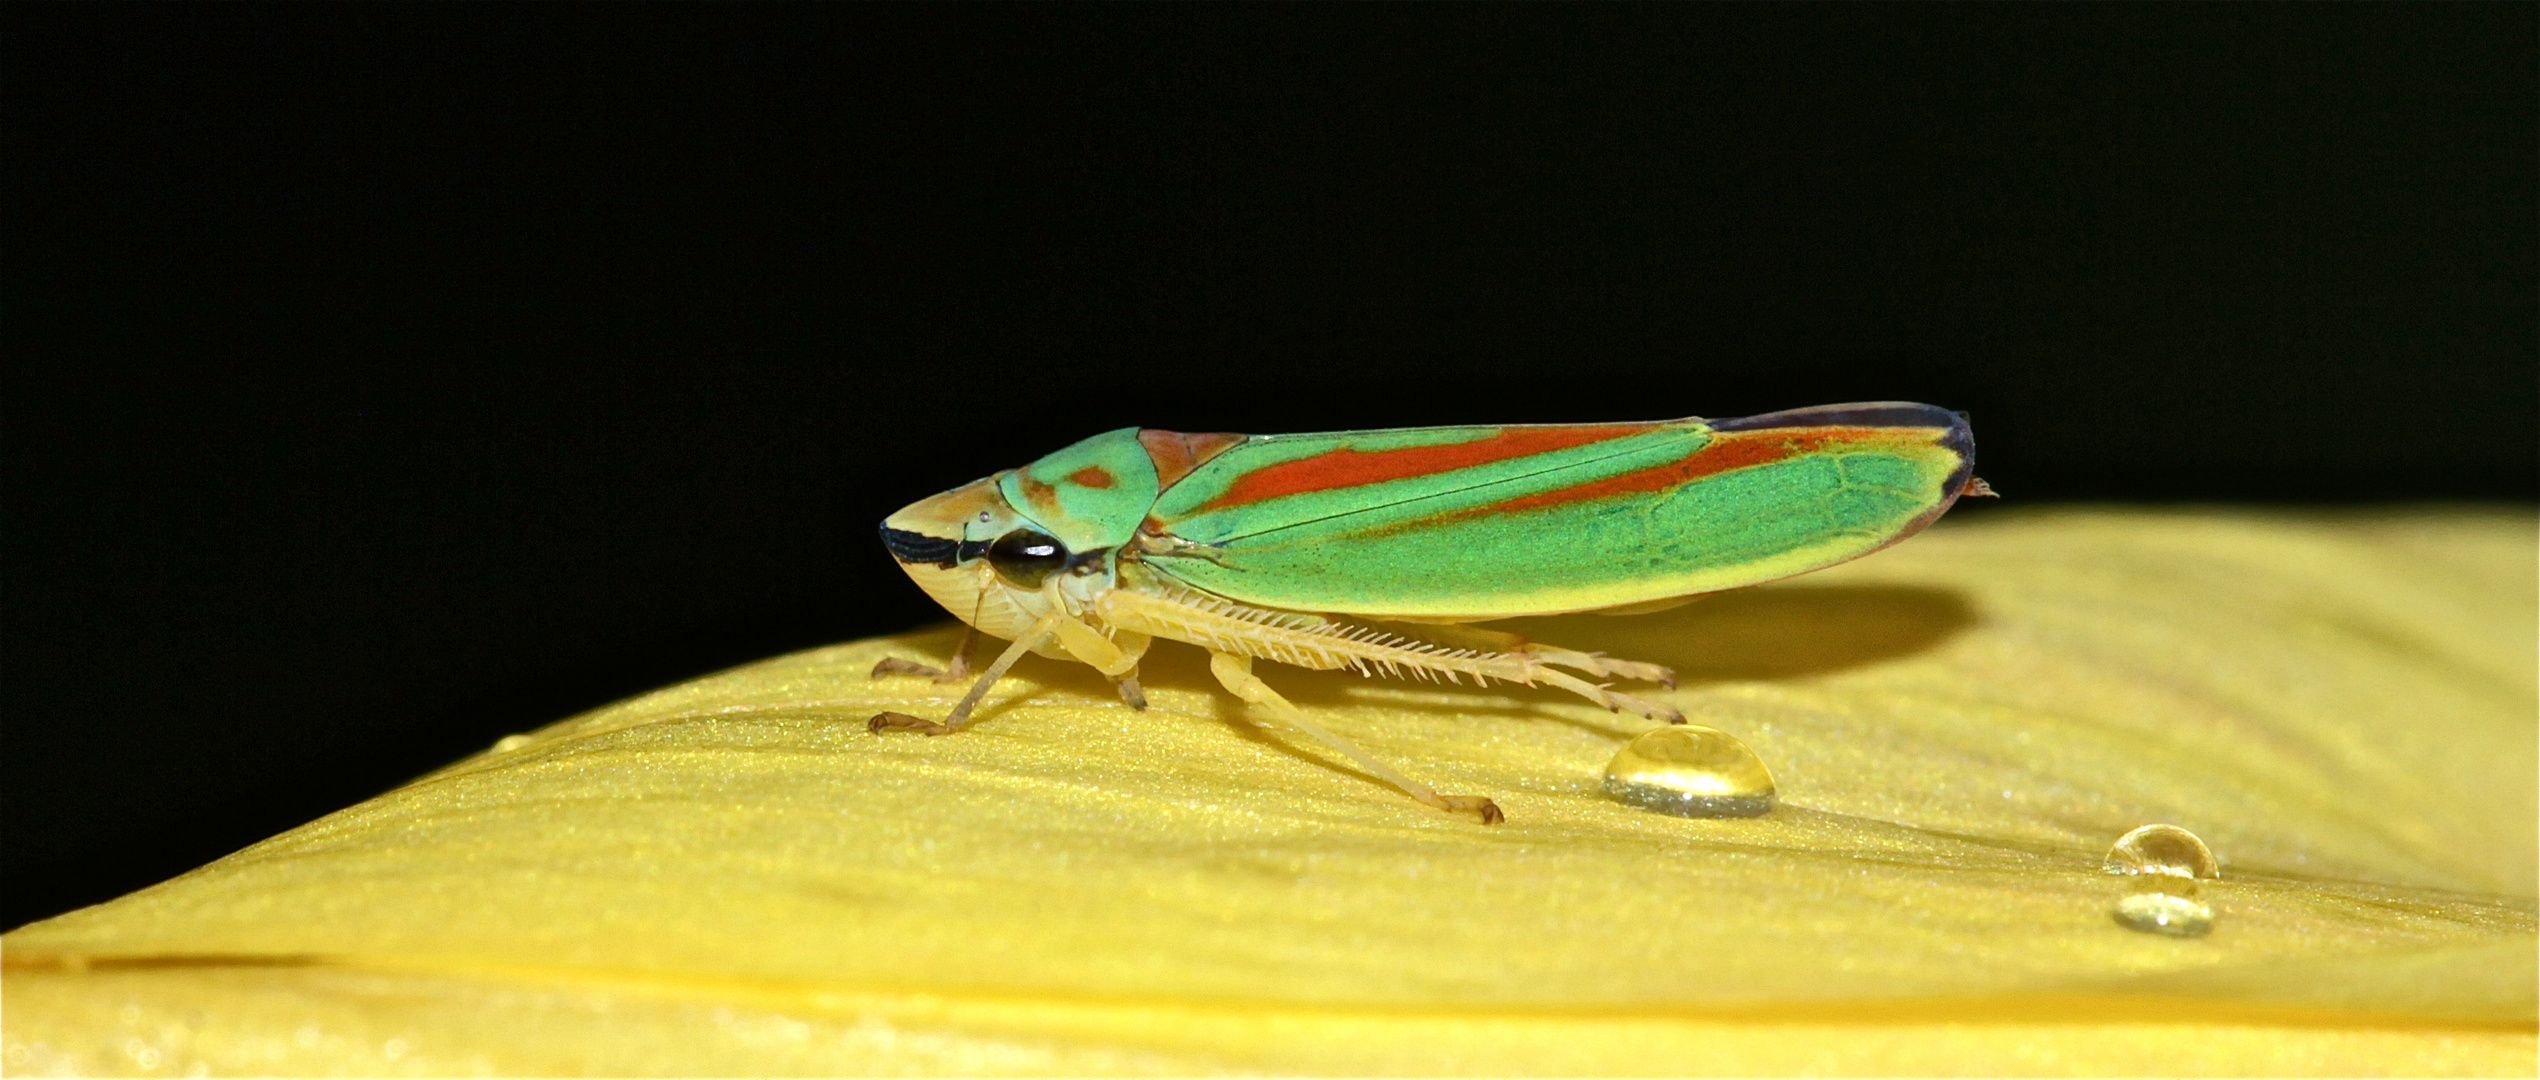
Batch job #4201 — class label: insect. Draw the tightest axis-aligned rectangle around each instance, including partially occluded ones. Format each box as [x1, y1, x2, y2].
[871, 402, 1990, 823]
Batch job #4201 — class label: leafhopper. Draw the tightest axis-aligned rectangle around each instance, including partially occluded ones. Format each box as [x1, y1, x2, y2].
[873, 402, 1990, 823]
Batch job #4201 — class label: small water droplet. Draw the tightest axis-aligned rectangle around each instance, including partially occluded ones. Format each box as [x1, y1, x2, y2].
[2111, 889, 2216, 937]
[1603, 726, 1774, 818]
[492, 734, 534, 753]
[2104, 823, 2219, 879]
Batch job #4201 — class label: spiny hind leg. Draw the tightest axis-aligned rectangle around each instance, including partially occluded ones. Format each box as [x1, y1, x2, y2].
[1387, 623, 1680, 720]
[1205, 651, 1503, 824]
[1394, 622, 1676, 689]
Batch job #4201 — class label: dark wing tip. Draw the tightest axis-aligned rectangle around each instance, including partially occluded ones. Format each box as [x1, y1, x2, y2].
[1711, 401, 1979, 500]
[1707, 401, 1965, 433]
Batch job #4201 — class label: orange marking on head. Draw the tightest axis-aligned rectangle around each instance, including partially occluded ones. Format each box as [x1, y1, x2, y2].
[1018, 474, 1061, 514]
[1068, 466, 1116, 489]
[1193, 425, 1660, 513]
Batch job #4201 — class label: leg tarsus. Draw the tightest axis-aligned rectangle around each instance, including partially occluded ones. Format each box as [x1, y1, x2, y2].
[1535, 669, 1683, 723]
[1437, 793, 1505, 824]
[871, 656, 950, 681]
[869, 633, 977, 685]
[1114, 673, 1148, 710]
[1609, 690, 1685, 724]
[1528, 645, 1674, 689]
[868, 711, 954, 736]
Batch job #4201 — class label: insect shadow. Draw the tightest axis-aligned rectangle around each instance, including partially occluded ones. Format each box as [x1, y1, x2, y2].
[1510, 583, 1981, 685]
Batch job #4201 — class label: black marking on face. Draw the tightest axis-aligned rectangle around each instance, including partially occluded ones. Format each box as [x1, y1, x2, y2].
[879, 524, 961, 567]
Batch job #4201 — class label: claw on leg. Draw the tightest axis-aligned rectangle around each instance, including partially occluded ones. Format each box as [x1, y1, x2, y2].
[867, 710, 954, 735]
[1436, 793, 1506, 824]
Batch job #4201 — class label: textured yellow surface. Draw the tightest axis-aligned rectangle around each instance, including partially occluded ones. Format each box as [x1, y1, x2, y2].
[6, 508, 2535, 1077]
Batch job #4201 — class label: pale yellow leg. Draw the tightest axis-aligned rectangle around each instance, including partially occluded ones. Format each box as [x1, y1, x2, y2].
[1533, 645, 1676, 689]
[870, 613, 1059, 735]
[874, 568, 1000, 683]
[1533, 668, 1686, 724]
[1109, 630, 1153, 709]
[1048, 616, 1154, 711]
[1047, 615, 1135, 675]
[869, 625, 978, 683]
[1206, 651, 1503, 824]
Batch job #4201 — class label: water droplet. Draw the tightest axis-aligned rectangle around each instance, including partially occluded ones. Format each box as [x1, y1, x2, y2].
[2111, 889, 2216, 937]
[1603, 726, 1774, 818]
[2104, 823, 2219, 879]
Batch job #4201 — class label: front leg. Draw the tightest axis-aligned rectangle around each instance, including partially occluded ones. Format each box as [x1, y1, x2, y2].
[870, 625, 977, 684]
[869, 612, 1150, 735]
[869, 614, 1057, 736]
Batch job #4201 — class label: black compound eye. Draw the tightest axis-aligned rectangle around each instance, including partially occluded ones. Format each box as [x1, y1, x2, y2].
[986, 528, 1069, 589]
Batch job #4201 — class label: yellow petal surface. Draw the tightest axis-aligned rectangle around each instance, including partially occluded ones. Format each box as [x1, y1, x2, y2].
[6, 508, 2534, 1077]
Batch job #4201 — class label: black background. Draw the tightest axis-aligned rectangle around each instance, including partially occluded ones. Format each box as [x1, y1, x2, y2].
[7, 5, 2532, 931]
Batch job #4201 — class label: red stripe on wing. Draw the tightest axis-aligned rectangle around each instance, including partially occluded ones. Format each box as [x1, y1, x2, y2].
[1191, 424, 1661, 514]
[1416, 426, 1928, 525]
